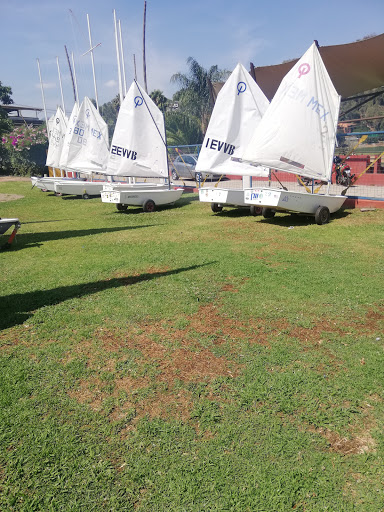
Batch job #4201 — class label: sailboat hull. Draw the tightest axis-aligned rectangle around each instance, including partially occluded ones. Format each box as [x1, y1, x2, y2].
[244, 187, 346, 214]
[101, 188, 183, 208]
[54, 180, 108, 197]
[31, 177, 85, 192]
[199, 187, 249, 207]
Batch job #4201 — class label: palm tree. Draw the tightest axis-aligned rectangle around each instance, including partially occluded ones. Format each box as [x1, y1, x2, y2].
[165, 111, 203, 146]
[149, 89, 168, 113]
[171, 57, 229, 133]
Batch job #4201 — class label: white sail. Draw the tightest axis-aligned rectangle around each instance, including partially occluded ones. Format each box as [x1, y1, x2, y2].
[65, 97, 109, 174]
[196, 63, 269, 177]
[59, 102, 79, 169]
[106, 81, 168, 178]
[241, 42, 341, 182]
[45, 106, 67, 168]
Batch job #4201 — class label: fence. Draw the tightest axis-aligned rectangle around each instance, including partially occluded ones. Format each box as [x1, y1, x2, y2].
[168, 134, 384, 205]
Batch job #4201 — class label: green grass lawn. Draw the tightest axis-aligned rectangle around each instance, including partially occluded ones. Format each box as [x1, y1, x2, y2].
[1, 181, 384, 511]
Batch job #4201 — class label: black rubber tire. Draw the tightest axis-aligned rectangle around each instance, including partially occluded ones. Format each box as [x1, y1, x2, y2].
[54, 192, 62, 197]
[315, 205, 330, 225]
[143, 199, 156, 213]
[262, 207, 276, 219]
[171, 170, 178, 181]
[116, 203, 128, 211]
[250, 205, 262, 216]
[211, 203, 223, 213]
[195, 172, 203, 182]
[82, 193, 90, 199]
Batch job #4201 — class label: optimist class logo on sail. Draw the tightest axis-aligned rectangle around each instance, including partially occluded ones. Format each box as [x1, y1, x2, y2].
[280, 62, 330, 123]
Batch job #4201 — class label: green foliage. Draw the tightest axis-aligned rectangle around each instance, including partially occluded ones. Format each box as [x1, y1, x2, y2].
[165, 111, 203, 145]
[0, 80, 13, 105]
[100, 94, 120, 142]
[1, 124, 48, 176]
[149, 89, 168, 112]
[171, 57, 230, 132]
[339, 87, 384, 132]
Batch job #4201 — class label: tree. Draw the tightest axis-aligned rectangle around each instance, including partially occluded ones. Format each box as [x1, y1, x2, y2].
[171, 57, 229, 133]
[149, 90, 168, 113]
[0, 81, 14, 173]
[165, 111, 203, 146]
[0, 81, 13, 105]
[100, 95, 120, 143]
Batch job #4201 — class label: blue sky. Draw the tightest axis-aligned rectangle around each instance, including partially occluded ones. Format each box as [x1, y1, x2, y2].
[1, 0, 383, 118]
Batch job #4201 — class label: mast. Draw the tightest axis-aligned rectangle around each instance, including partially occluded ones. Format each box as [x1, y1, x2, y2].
[133, 54, 137, 81]
[142, 0, 148, 93]
[71, 52, 79, 103]
[113, 9, 124, 105]
[56, 56, 66, 114]
[86, 13, 99, 111]
[65, 45, 77, 104]
[36, 58, 48, 128]
[118, 19, 127, 97]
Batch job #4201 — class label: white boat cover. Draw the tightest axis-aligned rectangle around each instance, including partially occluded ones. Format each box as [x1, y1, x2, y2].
[59, 102, 79, 169]
[45, 106, 68, 168]
[105, 81, 168, 178]
[241, 42, 341, 182]
[65, 97, 109, 174]
[196, 63, 269, 177]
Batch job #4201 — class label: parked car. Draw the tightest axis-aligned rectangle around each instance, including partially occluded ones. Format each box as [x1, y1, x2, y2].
[170, 154, 215, 181]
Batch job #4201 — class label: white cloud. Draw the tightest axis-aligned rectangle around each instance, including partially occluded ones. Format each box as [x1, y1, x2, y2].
[35, 82, 57, 90]
[105, 79, 118, 88]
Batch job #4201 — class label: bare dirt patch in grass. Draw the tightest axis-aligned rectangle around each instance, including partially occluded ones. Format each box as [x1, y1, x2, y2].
[60, 286, 384, 428]
[0, 193, 24, 202]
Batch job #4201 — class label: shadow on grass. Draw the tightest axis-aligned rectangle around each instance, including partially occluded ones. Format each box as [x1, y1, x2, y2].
[12, 225, 155, 250]
[23, 219, 74, 225]
[209, 207, 252, 218]
[258, 209, 351, 227]
[0, 263, 214, 330]
[109, 195, 199, 215]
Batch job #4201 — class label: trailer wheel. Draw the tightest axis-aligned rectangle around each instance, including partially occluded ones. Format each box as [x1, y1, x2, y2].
[171, 170, 178, 181]
[250, 205, 262, 216]
[116, 203, 128, 211]
[54, 192, 62, 197]
[143, 199, 156, 212]
[262, 207, 275, 219]
[82, 193, 90, 199]
[211, 203, 223, 213]
[315, 205, 330, 225]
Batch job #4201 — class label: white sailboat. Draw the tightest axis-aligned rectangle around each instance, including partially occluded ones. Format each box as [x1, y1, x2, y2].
[241, 42, 346, 224]
[196, 63, 270, 214]
[101, 80, 182, 212]
[31, 107, 68, 191]
[54, 97, 112, 198]
[58, 101, 79, 172]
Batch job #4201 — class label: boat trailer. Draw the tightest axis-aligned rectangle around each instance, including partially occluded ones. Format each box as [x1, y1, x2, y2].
[0, 218, 21, 250]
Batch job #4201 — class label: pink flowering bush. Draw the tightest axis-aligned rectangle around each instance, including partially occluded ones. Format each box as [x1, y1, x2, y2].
[1, 124, 48, 176]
